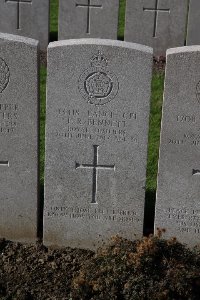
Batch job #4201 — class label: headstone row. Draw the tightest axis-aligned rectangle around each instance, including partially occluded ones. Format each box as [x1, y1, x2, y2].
[58, 0, 200, 56]
[0, 0, 199, 56]
[1, 32, 200, 249]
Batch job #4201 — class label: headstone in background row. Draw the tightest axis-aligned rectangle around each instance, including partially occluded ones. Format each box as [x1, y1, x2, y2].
[125, 0, 188, 57]
[0, 0, 49, 51]
[187, 0, 200, 46]
[44, 39, 153, 250]
[58, 0, 119, 40]
[155, 46, 200, 247]
[0, 33, 39, 243]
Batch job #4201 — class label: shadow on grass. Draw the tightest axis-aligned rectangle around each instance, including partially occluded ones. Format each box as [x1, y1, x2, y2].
[37, 184, 44, 239]
[117, 34, 124, 41]
[143, 189, 156, 236]
[50, 31, 58, 43]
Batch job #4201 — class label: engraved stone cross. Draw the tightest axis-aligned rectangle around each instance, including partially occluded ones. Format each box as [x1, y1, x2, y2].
[76, 145, 115, 204]
[75, 0, 102, 34]
[5, 0, 32, 30]
[143, 0, 170, 38]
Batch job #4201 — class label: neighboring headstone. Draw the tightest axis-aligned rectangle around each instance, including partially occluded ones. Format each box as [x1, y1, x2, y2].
[58, 0, 119, 40]
[0, 0, 49, 50]
[0, 33, 39, 243]
[44, 39, 153, 250]
[155, 46, 200, 247]
[187, 0, 200, 46]
[125, 0, 188, 57]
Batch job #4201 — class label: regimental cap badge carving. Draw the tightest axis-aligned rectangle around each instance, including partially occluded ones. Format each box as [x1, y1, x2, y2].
[90, 51, 108, 68]
[0, 58, 10, 93]
[78, 51, 119, 106]
[196, 81, 200, 104]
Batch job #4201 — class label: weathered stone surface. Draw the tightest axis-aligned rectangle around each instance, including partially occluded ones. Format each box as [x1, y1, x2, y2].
[44, 39, 153, 250]
[58, 0, 119, 40]
[125, 0, 188, 57]
[0, 33, 39, 243]
[187, 0, 200, 46]
[0, 0, 49, 50]
[155, 46, 200, 247]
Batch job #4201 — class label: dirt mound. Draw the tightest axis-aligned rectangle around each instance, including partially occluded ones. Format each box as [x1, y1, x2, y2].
[1, 233, 200, 300]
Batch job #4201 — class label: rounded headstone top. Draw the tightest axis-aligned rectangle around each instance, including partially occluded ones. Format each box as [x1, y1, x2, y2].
[0, 33, 39, 47]
[48, 38, 153, 54]
[167, 45, 200, 56]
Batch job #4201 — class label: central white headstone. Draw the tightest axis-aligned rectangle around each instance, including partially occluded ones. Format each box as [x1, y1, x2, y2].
[44, 39, 153, 250]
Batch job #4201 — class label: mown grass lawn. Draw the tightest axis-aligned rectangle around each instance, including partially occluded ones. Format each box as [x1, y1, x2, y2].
[41, 0, 165, 211]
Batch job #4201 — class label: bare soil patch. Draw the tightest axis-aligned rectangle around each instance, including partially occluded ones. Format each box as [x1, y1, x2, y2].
[1, 234, 200, 300]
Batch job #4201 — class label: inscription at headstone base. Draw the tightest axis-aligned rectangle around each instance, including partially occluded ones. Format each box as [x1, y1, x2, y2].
[155, 46, 200, 247]
[58, 0, 119, 40]
[0, 0, 49, 50]
[44, 39, 153, 250]
[0, 33, 39, 243]
[125, 0, 188, 57]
